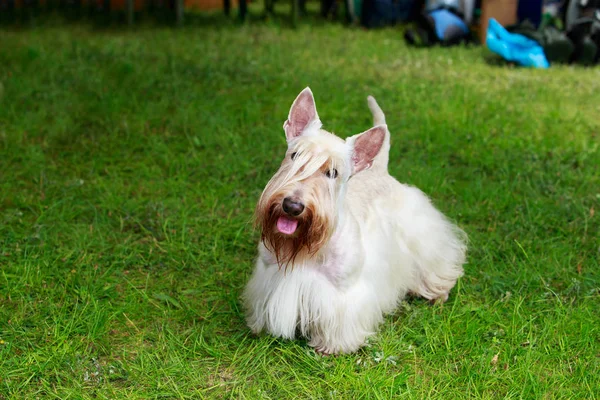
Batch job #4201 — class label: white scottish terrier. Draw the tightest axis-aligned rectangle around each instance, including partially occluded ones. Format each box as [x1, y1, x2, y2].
[243, 88, 467, 355]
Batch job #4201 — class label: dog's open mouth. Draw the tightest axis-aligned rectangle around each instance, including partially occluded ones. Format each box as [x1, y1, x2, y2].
[276, 216, 298, 235]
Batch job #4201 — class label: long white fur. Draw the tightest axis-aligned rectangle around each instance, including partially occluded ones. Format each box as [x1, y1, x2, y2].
[244, 89, 467, 354]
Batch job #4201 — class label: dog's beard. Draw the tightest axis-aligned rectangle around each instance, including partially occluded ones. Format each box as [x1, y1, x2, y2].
[256, 200, 332, 269]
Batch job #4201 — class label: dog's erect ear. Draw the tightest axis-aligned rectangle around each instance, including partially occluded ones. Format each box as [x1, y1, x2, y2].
[283, 87, 320, 141]
[348, 125, 387, 174]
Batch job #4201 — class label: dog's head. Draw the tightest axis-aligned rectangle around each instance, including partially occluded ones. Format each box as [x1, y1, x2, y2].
[255, 87, 387, 267]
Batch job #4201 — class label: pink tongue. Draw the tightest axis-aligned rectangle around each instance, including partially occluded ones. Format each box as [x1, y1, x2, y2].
[277, 216, 298, 235]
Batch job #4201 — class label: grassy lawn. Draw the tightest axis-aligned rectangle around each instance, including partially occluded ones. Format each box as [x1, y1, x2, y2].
[1, 12, 599, 399]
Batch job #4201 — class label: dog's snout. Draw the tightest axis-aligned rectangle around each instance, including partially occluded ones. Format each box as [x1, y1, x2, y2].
[282, 197, 305, 217]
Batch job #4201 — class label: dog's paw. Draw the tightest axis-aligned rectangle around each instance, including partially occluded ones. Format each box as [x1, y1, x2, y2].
[428, 292, 449, 305]
[314, 346, 335, 356]
[309, 338, 338, 356]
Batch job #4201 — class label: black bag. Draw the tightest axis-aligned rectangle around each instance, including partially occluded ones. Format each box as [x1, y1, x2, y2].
[564, 0, 600, 64]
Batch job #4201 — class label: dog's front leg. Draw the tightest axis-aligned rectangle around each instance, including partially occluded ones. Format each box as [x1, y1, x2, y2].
[306, 281, 382, 355]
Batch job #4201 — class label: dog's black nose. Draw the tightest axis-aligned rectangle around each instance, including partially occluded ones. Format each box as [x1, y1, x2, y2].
[282, 197, 305, 217]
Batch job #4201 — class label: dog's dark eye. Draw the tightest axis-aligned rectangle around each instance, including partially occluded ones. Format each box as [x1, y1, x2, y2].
[326, 169, 338, 179]
[291, 152, 298, 160]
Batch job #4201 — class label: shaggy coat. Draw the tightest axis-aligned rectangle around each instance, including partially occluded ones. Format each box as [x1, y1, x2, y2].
[243, 88, 467, 354]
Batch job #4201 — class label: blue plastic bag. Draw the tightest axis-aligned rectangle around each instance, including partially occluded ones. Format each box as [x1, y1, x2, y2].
[486, 18, 550, 68]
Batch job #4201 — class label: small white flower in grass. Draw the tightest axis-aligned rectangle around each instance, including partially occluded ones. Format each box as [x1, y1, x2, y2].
[373, 351, 384, 363]
[386, 356, 398, 365]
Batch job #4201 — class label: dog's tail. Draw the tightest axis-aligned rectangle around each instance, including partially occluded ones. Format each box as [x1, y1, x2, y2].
[367, 96, 386, 126]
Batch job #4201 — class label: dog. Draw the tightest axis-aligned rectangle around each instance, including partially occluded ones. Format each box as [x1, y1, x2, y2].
[243, 88, 467, 355]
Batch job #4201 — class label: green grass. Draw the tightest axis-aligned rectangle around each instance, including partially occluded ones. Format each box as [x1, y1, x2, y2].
[1, 12, 599, 399]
